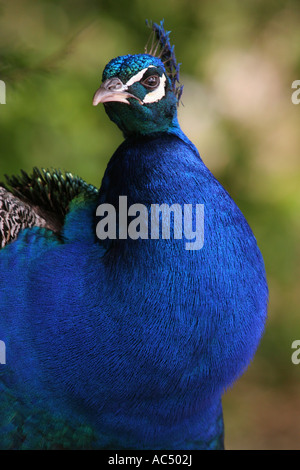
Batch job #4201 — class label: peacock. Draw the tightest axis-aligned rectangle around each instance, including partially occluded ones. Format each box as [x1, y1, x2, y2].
[0, 20, 268, 450]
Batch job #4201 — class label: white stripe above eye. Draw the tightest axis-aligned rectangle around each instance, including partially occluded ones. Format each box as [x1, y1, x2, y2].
[125, 66, 155, 87]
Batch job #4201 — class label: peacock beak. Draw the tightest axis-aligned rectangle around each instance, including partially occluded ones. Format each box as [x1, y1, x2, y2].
[93, 77, 142, 106]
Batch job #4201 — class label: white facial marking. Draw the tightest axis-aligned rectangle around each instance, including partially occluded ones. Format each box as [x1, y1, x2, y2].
[125, 66, 155, 87]
[123, 66, 166, 105]
[142, 74, 166, 104]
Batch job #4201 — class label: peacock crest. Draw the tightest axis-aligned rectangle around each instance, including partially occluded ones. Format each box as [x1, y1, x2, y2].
[144, 20, 183, 104]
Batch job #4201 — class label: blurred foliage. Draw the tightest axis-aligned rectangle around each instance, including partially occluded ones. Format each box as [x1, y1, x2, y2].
[0, 0, 300, 449]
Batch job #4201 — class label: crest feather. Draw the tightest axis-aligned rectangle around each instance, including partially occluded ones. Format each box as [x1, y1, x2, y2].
[145, 20, 183, 105]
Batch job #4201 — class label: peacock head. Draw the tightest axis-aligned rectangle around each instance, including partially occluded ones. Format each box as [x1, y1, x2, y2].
[93, 21, 183, 138]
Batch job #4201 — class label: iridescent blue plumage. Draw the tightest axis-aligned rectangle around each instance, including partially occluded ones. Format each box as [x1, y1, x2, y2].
[0, 21, 268, 449]
[103, 54, 164, 83]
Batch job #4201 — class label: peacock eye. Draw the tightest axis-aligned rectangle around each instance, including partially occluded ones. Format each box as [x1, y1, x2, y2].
[141, 75, 160, 89]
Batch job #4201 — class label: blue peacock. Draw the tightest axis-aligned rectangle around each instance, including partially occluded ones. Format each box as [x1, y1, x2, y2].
[0, 21, 268, 450]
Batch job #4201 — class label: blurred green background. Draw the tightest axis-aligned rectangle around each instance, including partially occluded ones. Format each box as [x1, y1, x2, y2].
[0, 0, 300, 450]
